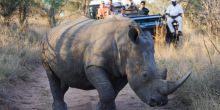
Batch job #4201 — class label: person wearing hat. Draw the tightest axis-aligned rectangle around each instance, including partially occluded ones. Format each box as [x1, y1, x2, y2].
[166, 0, 184, 36]
[97, 1, 108, 19]
[138, 1, 149, 15]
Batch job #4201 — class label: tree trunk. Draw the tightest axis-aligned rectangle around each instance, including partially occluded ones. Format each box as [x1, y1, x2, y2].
[3, 16, 11, 26]
[48, 7, 56, 27]
[47, 0, 56, 27]
[82, 0, 90, 15]
[19, 0, 29, 31]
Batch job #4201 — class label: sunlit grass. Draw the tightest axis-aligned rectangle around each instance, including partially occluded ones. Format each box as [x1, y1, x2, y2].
[155, 20, 220, 110]
[0, 14, 220, 109]
[0, 24, 47, 80]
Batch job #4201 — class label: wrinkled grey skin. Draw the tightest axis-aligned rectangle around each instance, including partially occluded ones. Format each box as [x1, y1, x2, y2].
[41, 16, 191, 110]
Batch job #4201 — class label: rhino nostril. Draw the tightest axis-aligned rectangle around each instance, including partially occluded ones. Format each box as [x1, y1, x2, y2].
[159, 98, 168, 106]
[150, 97, 157, 103]
[163, 99, 168, 105]
[150, 97, 168, 106]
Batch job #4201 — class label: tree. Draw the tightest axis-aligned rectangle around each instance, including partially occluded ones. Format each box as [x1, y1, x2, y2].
[42, 0, 67, 27]
[0, 0, 20, 25]
[82, 0, 89, 15]
[0, 0, 29, 28]
[19, 0, 29, 26]
[185, 0, 220, 36]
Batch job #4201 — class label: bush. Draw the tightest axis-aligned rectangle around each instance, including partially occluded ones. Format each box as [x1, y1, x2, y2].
[0, 25, 45, 80]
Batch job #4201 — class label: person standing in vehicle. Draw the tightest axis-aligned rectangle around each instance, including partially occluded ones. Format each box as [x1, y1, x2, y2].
[166, 0, 183, 36]
[125, 0, 137, 11]
[138, 1, 149, 15]
[97, 1, 108, 19]
[106, 0, 114, 15]
[120, 6, 127, 17]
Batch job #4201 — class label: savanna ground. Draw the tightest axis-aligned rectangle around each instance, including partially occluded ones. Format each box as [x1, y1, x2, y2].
[1, 5, 220, 110]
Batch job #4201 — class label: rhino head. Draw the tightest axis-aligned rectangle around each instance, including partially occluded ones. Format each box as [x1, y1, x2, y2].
[125, 26, 191, 107]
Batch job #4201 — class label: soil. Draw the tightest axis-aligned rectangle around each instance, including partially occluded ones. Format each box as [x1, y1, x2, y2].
[0, 66, 184, 110]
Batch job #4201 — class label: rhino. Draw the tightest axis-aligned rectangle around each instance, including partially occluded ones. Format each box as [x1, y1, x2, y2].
[41, 16, 191, 110]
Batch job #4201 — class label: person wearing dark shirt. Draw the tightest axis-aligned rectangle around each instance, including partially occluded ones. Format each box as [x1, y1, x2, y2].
[138, 1, 149, 15]
[107, 0, 114, 15]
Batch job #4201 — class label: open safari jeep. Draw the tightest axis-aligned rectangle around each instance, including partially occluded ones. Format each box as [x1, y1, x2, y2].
[128, 15, 163, 36]
[87, 1, 163, 37]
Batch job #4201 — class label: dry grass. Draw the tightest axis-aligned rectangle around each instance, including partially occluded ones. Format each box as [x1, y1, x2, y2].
[0, 9, 220, 109]
[0, 4, 81, 80]
[0, 24, 48, 80]
[155, 19, 220, 110]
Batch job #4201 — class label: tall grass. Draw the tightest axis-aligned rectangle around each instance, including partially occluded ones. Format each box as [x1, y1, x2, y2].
[155, 19, 220, 110]
[0, 7, 219, 109]
[0, 24, 48, 80]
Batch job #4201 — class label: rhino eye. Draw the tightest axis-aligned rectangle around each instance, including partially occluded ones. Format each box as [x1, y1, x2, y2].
[142, 72, 148, 78]
[141, 72, 151, 82]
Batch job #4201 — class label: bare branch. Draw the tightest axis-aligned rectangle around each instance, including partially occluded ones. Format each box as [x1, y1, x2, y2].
[203, 36, 213, 65]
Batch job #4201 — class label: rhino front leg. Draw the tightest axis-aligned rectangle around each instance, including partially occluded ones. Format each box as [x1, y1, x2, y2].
[86, 66, 116, 110]
[112, 77, 128, 97]
[95, 78, 127, 110]
[43, 64, 69, 110]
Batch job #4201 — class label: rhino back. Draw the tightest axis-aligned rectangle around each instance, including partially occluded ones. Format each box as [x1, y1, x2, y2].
[43, 17, 94, 78]
[42, 16, 134, 87]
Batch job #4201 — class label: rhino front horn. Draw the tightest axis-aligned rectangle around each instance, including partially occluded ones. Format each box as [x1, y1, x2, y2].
[165, 71, 192, 95]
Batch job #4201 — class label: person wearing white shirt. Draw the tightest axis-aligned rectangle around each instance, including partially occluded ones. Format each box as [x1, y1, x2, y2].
[166, 0, 183, 36]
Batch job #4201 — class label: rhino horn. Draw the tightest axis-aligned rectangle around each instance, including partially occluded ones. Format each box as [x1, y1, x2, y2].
[165, 71, 191, 95]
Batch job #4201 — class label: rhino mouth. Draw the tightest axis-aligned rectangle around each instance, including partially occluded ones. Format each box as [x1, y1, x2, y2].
[148, 100, 168, 107]
[148, 97, 168, 107]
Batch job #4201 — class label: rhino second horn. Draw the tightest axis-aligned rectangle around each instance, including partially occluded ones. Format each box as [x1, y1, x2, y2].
[165, 71, 192, 95]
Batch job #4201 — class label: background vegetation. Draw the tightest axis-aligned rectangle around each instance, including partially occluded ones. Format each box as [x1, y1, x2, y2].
[0, 0, 89, 80]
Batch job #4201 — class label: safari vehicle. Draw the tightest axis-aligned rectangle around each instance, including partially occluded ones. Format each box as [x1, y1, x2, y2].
[87, 1, 100, 19]
[87, 1, 123, 19]
[87, 1, 163, 37]
[127, 15, 163, 36]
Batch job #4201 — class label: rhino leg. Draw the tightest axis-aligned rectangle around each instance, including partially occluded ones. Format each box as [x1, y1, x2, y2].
[86, 66, 116, 110]
[43, 64, 69, 110]
[95, 79, 127, 110]
[112, 77, 128, 97]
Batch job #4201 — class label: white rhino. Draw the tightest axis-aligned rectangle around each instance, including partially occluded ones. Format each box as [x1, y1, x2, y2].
[41, 16, 191, 110]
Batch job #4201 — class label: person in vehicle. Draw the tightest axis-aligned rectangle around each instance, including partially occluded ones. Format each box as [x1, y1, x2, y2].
[125, 0, 137, 11]
[138, 1, 149, 15]
[97, 1, 108, 19]
[120, 6, 127, 17]
[106, 0, 114, 15]
[166, 0, 183, 36]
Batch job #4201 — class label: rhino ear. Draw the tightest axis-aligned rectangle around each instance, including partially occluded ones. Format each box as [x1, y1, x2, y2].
[128, 25, 139, 44]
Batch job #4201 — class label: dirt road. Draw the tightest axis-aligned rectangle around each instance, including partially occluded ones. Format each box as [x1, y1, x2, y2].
[0, 66, 184, 110]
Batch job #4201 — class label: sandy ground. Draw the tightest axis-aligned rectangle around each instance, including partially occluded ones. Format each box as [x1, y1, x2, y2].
[0, 66, 184, 110]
